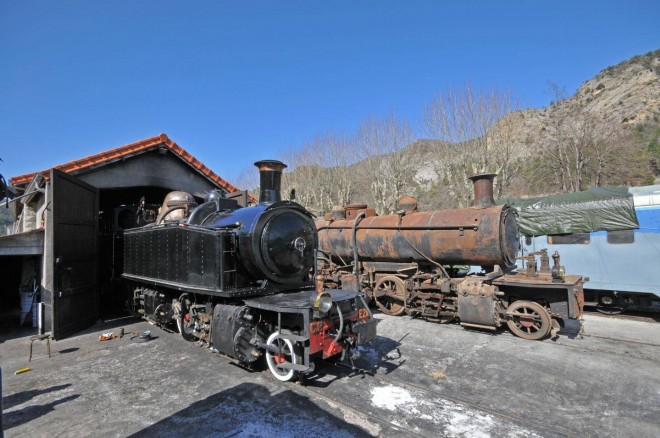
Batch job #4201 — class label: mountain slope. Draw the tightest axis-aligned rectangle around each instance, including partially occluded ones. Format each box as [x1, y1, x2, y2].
[283, 50, 660, 213]
[507, 49, 659, 152]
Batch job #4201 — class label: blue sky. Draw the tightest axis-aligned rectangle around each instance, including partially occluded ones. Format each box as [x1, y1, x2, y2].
[1, 1, 658, 185]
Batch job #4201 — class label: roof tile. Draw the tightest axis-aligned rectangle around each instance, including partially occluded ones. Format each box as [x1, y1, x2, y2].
[10, 134, 248, 199]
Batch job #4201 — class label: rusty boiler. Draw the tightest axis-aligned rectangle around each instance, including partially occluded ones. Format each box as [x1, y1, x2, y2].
[316, 173, 520, 270]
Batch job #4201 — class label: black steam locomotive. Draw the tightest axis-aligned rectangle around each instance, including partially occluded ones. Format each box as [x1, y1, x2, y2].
[122, 160, 377, 381]
[317, 174, 586, 340]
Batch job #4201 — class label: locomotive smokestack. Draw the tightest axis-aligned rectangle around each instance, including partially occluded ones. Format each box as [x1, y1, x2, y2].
[468, 173, 497, 208]
[254, 160, 287, 204]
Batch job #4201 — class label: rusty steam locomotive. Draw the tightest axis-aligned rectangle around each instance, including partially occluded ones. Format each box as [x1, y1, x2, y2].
[316, 174, 586, 340]
[122, 160, 377, 381]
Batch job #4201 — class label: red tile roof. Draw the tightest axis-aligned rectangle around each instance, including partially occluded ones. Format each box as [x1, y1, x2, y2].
[10, 134, 249, 199]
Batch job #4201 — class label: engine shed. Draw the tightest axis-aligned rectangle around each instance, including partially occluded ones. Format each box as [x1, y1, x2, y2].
[0, 133, 249, 339]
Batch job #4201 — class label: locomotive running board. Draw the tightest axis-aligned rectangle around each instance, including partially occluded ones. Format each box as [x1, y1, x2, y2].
[122, 273, 296, 298]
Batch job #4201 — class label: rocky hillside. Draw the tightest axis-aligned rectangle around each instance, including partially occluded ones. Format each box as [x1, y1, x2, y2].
[409, 49, 660, 201]
[506, 49, 660, 152]
[571, 50, 659, 125]
[281, 50, 660, 214]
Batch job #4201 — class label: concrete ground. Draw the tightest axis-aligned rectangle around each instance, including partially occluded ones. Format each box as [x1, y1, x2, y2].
[1, 311, 659, 438]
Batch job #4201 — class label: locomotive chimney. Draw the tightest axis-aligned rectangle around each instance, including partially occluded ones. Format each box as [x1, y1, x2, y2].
[254, 160, 287, 204]
[468, 173, 497, 208]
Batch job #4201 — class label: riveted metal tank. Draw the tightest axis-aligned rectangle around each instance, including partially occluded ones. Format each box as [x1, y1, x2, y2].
[316, 174, 520, 270]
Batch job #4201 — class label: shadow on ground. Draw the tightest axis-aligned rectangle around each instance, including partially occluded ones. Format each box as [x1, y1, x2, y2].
[128, 382, 373, 438]
[2, 385, 80, 431]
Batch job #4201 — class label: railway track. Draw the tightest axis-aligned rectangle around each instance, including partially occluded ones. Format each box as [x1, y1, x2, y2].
[380, 310, 660, 363]
[398, 310, 660, 361]
[583, 308, 660, 323]
[553, 336, 660, 365]
[579, 332, 660, 348]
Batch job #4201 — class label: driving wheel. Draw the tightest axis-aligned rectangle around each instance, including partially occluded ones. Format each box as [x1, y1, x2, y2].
[506, 300, 552, 340]
[373, 275, 407, 316]
[177, 297, 197, 342]
[265, 330, 302, 382]
[596, 294, 624, 314]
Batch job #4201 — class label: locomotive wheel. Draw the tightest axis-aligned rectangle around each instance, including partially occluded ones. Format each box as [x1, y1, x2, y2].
[177, 314, 197, 342]
[595, 305, 624, 315]
[177, 298, 196, 342]
[373, 276, 407, 316]
[506, 300, 552, 340]
[265, 330, 302, 382]
[596, 294, 624, 314]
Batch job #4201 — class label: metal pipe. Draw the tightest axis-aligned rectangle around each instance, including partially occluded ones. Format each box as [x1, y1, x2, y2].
[352, 211, 366, 283]
[3, 190, 35, 205]
[5, 176, 46, 205]
[318, 224, 479, 232]
[38, 302, 44, 335]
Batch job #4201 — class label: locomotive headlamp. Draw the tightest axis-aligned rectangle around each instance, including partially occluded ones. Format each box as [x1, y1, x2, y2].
[312, 292, 333, 314]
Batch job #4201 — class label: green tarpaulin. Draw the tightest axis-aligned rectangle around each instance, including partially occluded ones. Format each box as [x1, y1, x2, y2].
[498, 187, 639, 236]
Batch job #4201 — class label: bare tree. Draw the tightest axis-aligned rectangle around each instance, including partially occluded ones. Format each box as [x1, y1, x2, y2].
[316, 133, 356, 209]
[280, 132, 356, 214]
[279, 145, 319, 210]
[591, 132, 642, 187]
[353, 114, 416, 214]
[233, 163, 261, 200]
[537, 83, 627, 192]
[422, 83, 522, 207]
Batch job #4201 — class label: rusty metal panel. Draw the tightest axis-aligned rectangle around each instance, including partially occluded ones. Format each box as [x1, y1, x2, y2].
[493, 272, 586, 319]
[317, 205, 519, 269]
[45, 169, 99, 340]
[457, 278, 500, 328]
